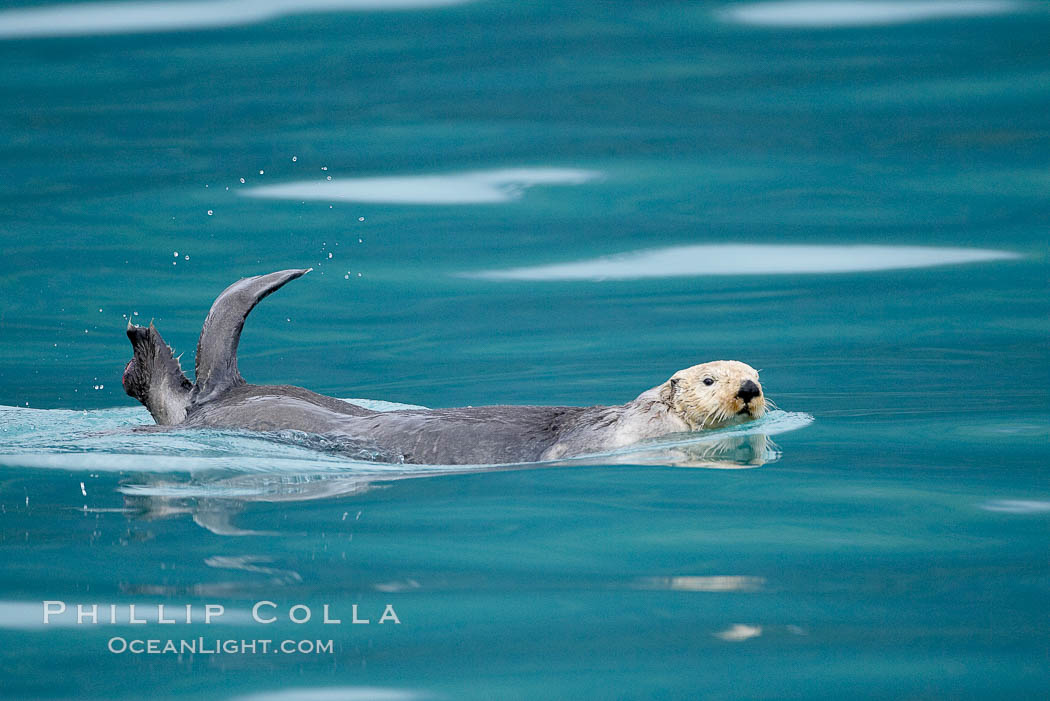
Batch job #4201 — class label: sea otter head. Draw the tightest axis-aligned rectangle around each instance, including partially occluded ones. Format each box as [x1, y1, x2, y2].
[660, 360, 766, 430]
[123, 321, 192, 425]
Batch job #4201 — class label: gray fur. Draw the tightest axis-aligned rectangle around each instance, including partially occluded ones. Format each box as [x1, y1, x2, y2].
[177, 383, 688, 465]
[190, 268, 311, 407]
[123, 269, 708, 465]
[123, 322, 192, 425]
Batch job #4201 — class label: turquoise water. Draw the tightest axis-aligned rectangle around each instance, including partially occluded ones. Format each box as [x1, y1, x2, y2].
[1, 0, 1049, 698]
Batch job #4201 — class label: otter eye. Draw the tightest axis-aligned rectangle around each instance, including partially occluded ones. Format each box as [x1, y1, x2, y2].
[703, 377, 714, 386]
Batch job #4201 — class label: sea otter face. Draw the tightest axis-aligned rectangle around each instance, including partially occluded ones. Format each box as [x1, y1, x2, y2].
[663, 360, 766, 430]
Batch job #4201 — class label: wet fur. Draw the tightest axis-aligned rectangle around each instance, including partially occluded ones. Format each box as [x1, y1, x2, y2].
[123, 270, 766, 465]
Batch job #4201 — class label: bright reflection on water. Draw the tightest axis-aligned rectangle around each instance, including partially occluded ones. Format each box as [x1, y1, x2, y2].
[0, 0, 1048, 698]
[465, 244, 1020, 280]
[242, 168, 602, 205]
[0, 0, 474, 39]
[720, 0, 1024, 27]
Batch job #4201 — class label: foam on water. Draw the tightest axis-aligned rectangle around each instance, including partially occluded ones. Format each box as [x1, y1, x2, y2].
[719, 1, 1022, 28]
[0, 400, 812, 477]
[241, 168, 602, 205]
[0, 400, 811, 536]
[464, 244, 1020, 280]
[0, 398, 424, 473]
[0, 0, 473, 39]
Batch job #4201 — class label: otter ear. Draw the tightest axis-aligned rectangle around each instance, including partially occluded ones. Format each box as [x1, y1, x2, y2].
[661, 378, 680, 403]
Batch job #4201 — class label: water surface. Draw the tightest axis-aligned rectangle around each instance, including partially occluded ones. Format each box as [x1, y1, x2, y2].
[0, 0, 1048, 699]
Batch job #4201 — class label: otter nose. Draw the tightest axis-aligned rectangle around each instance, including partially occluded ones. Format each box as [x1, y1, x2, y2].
[737, 380, 761, 403]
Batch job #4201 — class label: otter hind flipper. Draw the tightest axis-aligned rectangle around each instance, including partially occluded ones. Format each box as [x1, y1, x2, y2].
[123, 320, 193, 424]
[190, 268, 311, 407]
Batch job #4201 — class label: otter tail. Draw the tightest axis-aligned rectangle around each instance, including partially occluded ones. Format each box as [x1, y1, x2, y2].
[189, 268, 311, 407]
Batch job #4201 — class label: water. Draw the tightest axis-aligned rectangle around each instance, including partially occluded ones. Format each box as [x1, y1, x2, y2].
[0, 0, 1048, 698]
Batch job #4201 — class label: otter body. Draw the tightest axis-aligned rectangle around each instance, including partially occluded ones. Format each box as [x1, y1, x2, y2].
[122, 269, 766, 465]
[184, 388, 585, 464]
[180, 384, 688, 464]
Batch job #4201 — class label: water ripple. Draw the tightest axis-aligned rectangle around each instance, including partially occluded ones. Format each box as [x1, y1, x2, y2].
[464, 244, 1019, 280]
[719, 1, 1022, 28]
[0, 401, 811, 476]
[0, 0, 473, 39]
[979, 499, 1050, 514]
[241, 168, 602, 205]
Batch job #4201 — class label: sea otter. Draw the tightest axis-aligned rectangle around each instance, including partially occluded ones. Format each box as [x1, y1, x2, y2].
[122, 269, 766, 465]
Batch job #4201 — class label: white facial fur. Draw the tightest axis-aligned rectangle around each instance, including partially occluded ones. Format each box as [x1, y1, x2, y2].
[661, 360, 765, 430]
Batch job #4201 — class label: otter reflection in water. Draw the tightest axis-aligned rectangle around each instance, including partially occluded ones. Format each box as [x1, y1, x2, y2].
[120, 430, 779, 535]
